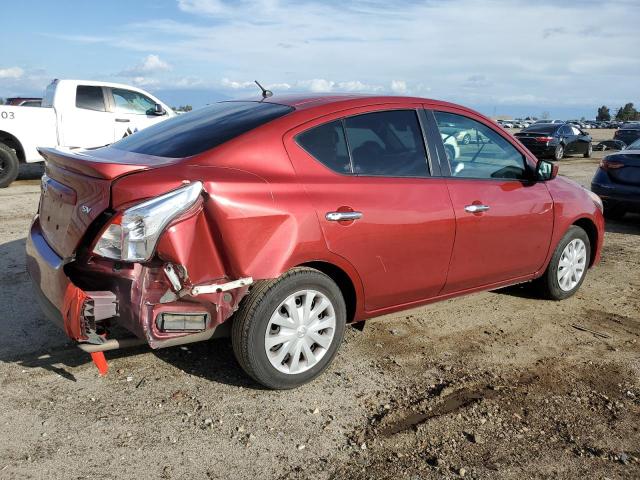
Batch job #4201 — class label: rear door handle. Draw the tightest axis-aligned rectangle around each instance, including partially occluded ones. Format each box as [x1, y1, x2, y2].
[464, 204, 490, 213]
[326, 211, 363, 221]
[115, 118, 130, 123]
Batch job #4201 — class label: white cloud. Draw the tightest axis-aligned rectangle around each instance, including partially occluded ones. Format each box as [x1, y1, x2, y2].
[177, 0, 227, 15]
[390, 80, 407, 94]
[119, 54, 171, 77]
[220, 77, 385, 94]
[131, 76, 160, 87]
[0, 67, 24, 79]
[140, 54, 171, 72]
[221, 78, 256, 89]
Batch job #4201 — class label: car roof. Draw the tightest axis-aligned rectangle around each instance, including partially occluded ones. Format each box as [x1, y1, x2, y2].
[240, 93, 467, 113]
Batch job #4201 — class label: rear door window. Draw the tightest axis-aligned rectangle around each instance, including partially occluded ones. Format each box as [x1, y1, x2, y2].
[75, 86, 106, 112]
[344, 110, 429, 177]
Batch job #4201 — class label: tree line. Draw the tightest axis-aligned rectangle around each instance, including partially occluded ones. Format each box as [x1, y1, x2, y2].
[597, 103, 640, 122]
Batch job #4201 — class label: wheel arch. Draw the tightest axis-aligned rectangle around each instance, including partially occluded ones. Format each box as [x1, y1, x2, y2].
[0, 130, 25, 162]
[572, 217, 598, 267]
[297, 260, 358, 324]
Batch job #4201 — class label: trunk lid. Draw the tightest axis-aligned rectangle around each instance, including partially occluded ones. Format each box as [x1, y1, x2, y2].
[514, 131, 554, 146]
[37, 147, 180, 258]
[606, 150, 640, 186]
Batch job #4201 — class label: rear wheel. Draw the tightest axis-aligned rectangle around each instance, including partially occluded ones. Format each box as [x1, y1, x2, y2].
[231, 267, 346, 389]
[461, 134, 471, 145]
[0, 143, 19, 188]
[535, 226, 590, 300]
[444, 144, 456, 162]
[584, 143, 593, 158]
[553, 144, 564, 161]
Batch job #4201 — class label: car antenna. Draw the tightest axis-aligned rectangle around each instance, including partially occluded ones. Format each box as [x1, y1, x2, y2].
[255, 80, 273, 98]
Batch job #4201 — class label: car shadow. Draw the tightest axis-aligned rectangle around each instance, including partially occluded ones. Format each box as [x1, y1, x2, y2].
[0, 236, 253, 387]
[604, 213, 640, 235]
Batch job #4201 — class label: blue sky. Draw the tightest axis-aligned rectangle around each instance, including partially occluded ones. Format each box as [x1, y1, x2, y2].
[1, 0, 638, 118]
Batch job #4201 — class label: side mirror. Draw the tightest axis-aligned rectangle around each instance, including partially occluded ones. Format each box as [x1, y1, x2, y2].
[536, 160, 559, 181]
[152, 103, 166, 116]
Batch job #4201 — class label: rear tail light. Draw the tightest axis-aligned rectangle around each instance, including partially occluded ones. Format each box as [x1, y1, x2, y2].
[534, 136, 554, 143]
[599, 159, 625, 170]
[92, 181, 203, 262]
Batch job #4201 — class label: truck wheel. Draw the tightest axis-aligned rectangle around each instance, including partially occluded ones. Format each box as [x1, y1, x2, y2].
[0, 143, 19, 188]
[231, 267, 346, 389]
[535, 225, 590, 300]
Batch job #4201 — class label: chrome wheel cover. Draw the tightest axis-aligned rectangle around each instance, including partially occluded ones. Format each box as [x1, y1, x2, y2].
[557, 239, 587, 291]
[264, 290, 336, 374]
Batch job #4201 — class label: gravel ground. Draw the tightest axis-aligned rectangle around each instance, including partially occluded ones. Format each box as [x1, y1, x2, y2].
[0, 130, 638, 480]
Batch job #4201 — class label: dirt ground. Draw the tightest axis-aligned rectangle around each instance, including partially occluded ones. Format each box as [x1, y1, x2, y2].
[0, 129, 638, 480]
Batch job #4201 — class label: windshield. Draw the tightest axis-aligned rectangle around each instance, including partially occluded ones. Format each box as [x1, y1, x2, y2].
[626, 138, 640, 150]
[111, 101, 294, 158]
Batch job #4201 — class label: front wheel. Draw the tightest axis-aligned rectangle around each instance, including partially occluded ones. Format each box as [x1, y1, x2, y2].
[584, 143, 593, 158]
[0, 143, 19, 188]
[231, 267, 346, 389]
[535, 226, 590, 300]
[461, 134, 471, 145]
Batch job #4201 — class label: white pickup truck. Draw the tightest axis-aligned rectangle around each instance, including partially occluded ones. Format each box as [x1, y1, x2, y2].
[0, 79, 175, 187]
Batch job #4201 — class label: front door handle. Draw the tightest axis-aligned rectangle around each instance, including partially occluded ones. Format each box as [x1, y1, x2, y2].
[115, 118, 130, 123]
[464, 204, 490, 213]
[326, 211, 363, 221]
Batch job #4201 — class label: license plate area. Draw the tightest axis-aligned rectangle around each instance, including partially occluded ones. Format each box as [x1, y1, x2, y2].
[40, 175, 77, 256]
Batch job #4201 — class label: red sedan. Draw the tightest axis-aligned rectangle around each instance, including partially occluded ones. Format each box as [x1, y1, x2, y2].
[26, 94, 604, 389]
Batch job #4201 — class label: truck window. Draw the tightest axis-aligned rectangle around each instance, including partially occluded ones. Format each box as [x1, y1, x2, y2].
[42, 82, 57, 108]
[112, 88, 157, 115]
[76, 86, 106, 112]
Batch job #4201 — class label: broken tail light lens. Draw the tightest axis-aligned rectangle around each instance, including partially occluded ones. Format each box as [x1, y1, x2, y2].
[93, 181, 203, 262]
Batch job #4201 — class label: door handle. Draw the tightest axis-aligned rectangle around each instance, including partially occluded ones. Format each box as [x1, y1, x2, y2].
[326, 211, 363, 221]
[115, 118, 130, 123]
[464, 204, 490, 213]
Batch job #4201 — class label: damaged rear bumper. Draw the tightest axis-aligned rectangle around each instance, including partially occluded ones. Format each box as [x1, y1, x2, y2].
[26, 215, 251, 351]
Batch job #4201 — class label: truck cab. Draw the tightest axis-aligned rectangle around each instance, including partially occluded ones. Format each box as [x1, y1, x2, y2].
[0, 79, 175, 187]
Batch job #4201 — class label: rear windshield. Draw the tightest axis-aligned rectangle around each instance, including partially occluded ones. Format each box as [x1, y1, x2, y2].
[522, 125, 557, 133]
[111, 101, 294, 158]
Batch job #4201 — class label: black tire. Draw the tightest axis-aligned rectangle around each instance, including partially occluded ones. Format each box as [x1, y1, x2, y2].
[584, 143, 593, 158]
[231, 267, 346, 389]
[0, 143, 19, 188]
[603, 201, 626, 220]
[553, 144, 564, 161]
[535, 225, 591, 300]
[461, 134, 471, 145]
[444, 144, 456, 162]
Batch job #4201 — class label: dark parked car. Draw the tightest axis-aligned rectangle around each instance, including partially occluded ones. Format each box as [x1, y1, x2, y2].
[591, 138, 640, 218]
[515, 124, 592, 161]
[26, 95, 604, 389]
[5, 97, 42, 107]
[614, 123, 640, 145]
